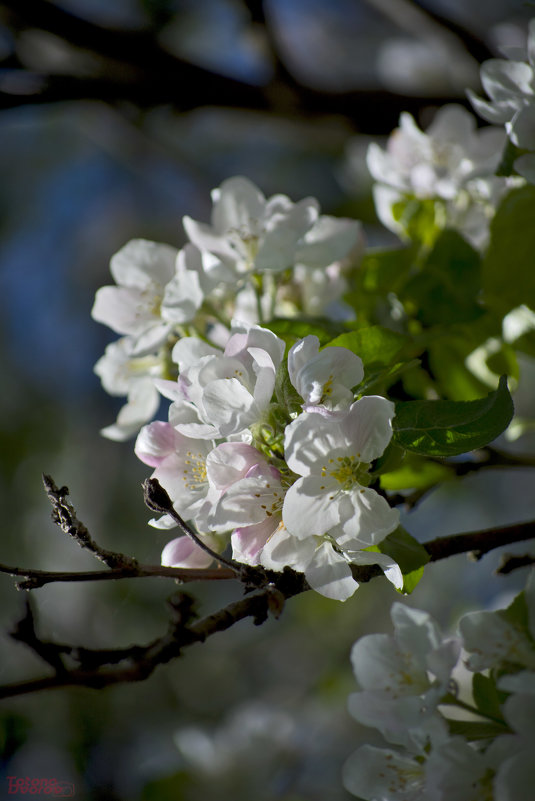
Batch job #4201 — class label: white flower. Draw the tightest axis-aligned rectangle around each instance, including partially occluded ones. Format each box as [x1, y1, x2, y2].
[459, 570, 535, 671]
[468, 19, 535, 152]
[366, 105, 506, 247]
[288, 335, 364, 411]
[93, 336, 162, 441]
[282, 396, 399, 548]
[348, 603, 459, 751]
[425, 737, 506, 801]
[183, 176, 319, 275]
[343, 744, 426, 801]
[165, 323, 285, 439]
[92, 239, 188, 355]
[493, 680, 535, 801]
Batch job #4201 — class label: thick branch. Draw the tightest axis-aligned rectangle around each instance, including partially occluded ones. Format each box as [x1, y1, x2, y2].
[1, 518, 533, 699]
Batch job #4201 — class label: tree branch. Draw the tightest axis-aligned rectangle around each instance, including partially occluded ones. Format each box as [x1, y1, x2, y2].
[0, 0, 475, 131]
[1, 516, 533, 699]
[42, 473, 138, 571]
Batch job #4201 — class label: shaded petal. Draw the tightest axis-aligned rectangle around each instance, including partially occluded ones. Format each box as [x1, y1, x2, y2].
[305, 541, 358, 601]
[334, 486, 399, 547]
[259, 525, 316, 572]
[341, 396, 395, 462]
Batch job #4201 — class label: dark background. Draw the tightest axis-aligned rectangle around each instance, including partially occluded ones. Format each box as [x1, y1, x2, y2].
[1, 2, 534, 799]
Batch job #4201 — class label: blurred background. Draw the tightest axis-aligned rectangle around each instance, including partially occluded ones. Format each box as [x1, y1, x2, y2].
[1, 1, 535, 799]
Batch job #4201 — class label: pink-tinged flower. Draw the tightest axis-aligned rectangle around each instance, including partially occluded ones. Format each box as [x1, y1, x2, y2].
[161, 323, 285, 440]
[161, 533, 221, 569]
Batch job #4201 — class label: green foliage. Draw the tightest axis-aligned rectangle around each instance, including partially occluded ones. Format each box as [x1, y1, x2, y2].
[373, 525, 430, 594]
[392, 375, 514, 456]
[267, 317, 346, 346]
[400, 230, 483, 326]
[378, 451, 454, 491]
[444, 718, 510, 741]
[482, 185, 535, 313]
[328, 326, 409, 369]
[472, 673, 507, 723]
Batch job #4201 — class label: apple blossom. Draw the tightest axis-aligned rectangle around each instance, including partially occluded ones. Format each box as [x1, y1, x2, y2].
[348, 603, 459, 751]
[459, 570, 535, 672]
[92, 239, 188, 355]
[365, 105, 507, 247]
[162, 323, 285, 440]
[182, 176, 320, 276]
[343, 744, 426, 801]
[282, 396, 400, 548]
[287, 335, 364, 411]
[93, 336, 163, 441]
[468, 20, 535, 147]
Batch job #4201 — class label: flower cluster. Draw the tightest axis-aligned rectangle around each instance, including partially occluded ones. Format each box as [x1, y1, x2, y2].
[364, 104, 510, 249]
[135, 327, 401, 601]
[92, 177, 400, 601]
[344, 569, 535, 800]
[468, 18, 535, 182]
[92, 177, 363, 441]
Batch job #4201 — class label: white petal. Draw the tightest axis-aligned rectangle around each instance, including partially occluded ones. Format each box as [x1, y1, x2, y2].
[110, 239, 178, 289]
[255, 198, 318, 272]
[341, 396, 395, 463]
[296, 215, 362, 268]
[211, 176, 266, 234]
[259, 525, 316, 572]
[304, 541, 358, 601]
[284, 412, 347, 477]
[231, 517, 279, 564]
[205, 442, 267, 490]
[348, 550, 403, 590]
[334, 486, 399, 547]
[282, 476, 341, 539]
[201, 378, 257, 436]
[343, 745, 425, 801]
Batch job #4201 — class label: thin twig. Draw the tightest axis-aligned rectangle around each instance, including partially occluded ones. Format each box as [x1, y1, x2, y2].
[42, 474, 138, 570]
[0, 562, 236, 590]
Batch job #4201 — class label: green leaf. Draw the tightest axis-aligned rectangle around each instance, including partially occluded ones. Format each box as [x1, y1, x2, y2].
[401, 230, 483, 325]
[274, 359, 302, 415]
[267, 317, 346, 346]
[444, 718, 509, 741]
[482, 185, 535, 313]
[392, 375, 514, 456]
[372, 525, 430, 593]
[472, 673, 506, 722]
[379, 452, 454, 491]
[377, 525, 430, 574]
[392, 196, 441, 246]
[327, 326, 409, 370]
